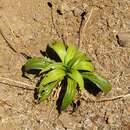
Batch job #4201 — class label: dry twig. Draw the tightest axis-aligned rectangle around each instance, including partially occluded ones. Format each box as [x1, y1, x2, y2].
[0, 76, 34, 91]
[0, 29, 17, 53]
[96, 93, 130, 102]
[0, 99, 12, 107]
[78, 8, 94, 48]
[82, 93, 130, 103]
[48, 1, 67, 44]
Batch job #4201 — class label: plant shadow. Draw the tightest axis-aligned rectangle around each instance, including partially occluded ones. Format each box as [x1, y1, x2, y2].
[33, 77, 43, 102]
[56, 79, 67, 113]
[84, 79, 101, 96]
[46, 45, 61, 62]
[21, 66, 41, 79]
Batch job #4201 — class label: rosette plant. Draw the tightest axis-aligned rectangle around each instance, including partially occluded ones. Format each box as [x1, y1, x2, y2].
[23, 41, 111, 110]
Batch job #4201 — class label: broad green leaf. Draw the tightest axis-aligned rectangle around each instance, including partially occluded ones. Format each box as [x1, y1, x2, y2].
[61, 78, 77, 110]
[49, 41, 66, 62]
[38, 78, 61, 94]
[81, 72, 111, 92]
[67, 51, 90, 68]
[73, 61, 94, 71]
[64, 45, 77, 64]
[40, 69, 66, 86]
[77, 50, 91, 61]
[39, 62, 65, 74]
[39, 65, 52, 74]
[38, 81, 59, 102]
[24, 57, 52, 71]
[38, 77, 63, 94]
[51, 62, 66, 70]
[68, 70, 84, 91]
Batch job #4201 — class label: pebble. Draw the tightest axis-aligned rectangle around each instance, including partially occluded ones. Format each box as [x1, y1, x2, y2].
[72, 8, 82, 17]
[116, 32, 130, 47]
[108, 114, 117, 124]
[83, 118, 93, 129]
[32, 12, 42, 22]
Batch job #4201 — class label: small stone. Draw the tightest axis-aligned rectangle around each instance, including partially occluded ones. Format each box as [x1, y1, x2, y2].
[61, 3, 70, 13]
[108, 114, 117, 124]
[32, 12, 42, 22]
[82, 3, 89, 9]
[83, 118, 93, 128]
[72, 8, 84, 17]
[116, 32, 130, 47]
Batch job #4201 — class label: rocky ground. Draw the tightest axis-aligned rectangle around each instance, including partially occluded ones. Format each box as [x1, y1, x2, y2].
[0, 0, 130, 130]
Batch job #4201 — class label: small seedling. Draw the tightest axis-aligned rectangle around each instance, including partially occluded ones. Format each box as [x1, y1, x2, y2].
[23, 41, 111, 110]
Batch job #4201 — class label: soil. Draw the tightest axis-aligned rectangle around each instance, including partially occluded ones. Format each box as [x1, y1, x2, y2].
[0, 0, 130, 130]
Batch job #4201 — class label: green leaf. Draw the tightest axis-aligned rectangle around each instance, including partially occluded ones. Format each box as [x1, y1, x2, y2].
[38, 81, 59, 102]
[38, 77, 63, 95]
[40, 69, 66, 86]
[68, 70, 84, 91]
[39, 62, 65, 74]
[24, 57, 52, 71]
[77, 50, 91, 61]
[73, 61, 94, 71]
[67, 51, 90, 68]
[81, 72, 111, 92]
[61, 78, 77, 110]
[39, 65, 52, 74]
[49, 41, 67, 62]
[64, 45, 77, 64]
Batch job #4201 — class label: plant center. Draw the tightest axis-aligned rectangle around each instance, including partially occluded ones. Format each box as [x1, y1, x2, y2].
[64, 64, 71, 73]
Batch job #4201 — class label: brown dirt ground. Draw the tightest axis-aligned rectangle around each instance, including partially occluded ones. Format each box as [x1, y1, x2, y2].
[0, 0, 130, 130]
